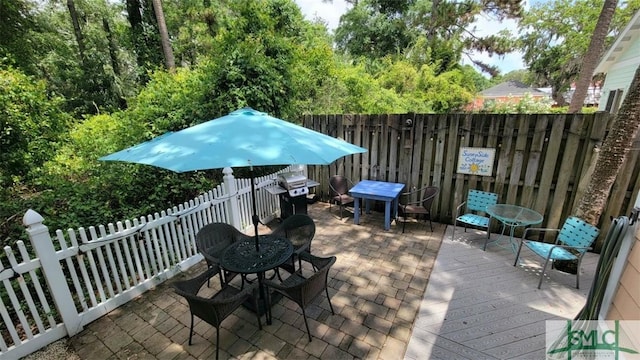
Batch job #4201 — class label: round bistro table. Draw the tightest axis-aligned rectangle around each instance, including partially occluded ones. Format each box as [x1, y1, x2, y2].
[486, 204, 543, 253]
[220, 235, 293, 325]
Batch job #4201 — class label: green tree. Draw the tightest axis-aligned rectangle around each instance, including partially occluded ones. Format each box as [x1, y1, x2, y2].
[0, 68, 71, 187]
[125, 0, 164, 81]
[335, 1, 414, 59]
[31, 0, 137, 114]
[568, 0, 618, 112]
[499, 69, 535, 86]
[518, 0, 639, 105]
[0, 0, 41, 75]
[197, 0, 307, 119]
[335, 0, 522, 76]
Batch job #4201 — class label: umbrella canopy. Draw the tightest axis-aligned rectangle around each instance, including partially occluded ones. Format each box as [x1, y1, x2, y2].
[100, 107, 367, 250]
[100, 107, 367, 172]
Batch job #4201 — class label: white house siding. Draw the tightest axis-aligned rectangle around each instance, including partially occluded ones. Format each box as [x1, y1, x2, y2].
[598, 33, 640, 111]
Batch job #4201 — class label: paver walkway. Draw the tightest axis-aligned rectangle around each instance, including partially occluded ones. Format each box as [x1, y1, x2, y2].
[63, 202, 443, 359]
[24, 204, 596, 359]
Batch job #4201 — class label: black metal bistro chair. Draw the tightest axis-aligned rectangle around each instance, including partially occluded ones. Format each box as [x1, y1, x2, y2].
[329, 175, 356, 219]
[172, 268, 261, 360]
[397, 186, 439, 233]
[264, 253, 336, 342]
[270, 214, 316, 274]
[196, 222, 252, 287]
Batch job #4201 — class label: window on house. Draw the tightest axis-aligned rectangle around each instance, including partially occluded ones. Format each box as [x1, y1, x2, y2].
[604, 89, 624, 113]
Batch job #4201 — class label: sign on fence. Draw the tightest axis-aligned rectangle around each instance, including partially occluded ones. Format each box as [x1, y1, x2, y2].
[456, 147, 495, 176]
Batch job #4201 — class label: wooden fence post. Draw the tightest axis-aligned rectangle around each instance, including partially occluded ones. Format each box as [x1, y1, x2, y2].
[222, 167, 242, 229]
[22, 209, 83, 336]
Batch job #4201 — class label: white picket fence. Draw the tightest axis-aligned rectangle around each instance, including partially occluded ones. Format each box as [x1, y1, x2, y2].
[0, 167, 291, 359]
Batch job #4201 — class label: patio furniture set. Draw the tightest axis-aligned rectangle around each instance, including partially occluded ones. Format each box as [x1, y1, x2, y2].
[173, 214, 335, 360]
[167, 178, 599, 359]
[452, 189, 600, 289]
[66, 106, 602, 359]
[329, 177, 601, 291]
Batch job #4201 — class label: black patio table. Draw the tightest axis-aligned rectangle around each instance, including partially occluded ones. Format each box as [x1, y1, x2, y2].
[220, 235, 293, 325]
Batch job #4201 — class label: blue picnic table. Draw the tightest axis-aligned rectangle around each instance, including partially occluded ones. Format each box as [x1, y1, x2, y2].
[349, 180, 405, 230]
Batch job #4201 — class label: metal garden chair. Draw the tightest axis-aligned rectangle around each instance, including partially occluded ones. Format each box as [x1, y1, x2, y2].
[328, 175, 356, 219]
[264, 252, 336, 342]
[195, 222, 252, 288]
[270, 214, 316, 274]
[172, 268, 261, 360]
[452, 189, 499, 250]
[513, 216, 600, 289]
[397, 186, 439, 233]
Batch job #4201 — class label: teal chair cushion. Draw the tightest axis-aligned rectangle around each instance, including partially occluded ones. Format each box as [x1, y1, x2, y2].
[523, 241, 578, 261]
[456, 213, 490, 229]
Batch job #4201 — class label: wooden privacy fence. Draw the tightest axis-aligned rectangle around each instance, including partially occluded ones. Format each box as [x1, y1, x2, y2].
[304, 113, 640, 247]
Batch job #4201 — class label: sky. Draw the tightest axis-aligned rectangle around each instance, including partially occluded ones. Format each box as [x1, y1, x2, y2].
[293, 0, 527, 75]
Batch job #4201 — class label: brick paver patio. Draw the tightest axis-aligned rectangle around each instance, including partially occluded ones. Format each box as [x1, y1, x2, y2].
[65, 202, 443, 359]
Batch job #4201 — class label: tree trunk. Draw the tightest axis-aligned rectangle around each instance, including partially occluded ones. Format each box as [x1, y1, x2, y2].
[151, 0, 175, 72]
[125, 0, 145, 70]
[552, 87, 567, 107]
[67, 0, 87, 66]
[568, 0, 618, 113]
[574, 66, 640, 224]
[102, 16, 127, 109]
[102, 17, 121, 77]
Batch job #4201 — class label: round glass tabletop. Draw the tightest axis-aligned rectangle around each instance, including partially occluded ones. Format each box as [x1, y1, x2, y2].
[486, 204, 543, 226]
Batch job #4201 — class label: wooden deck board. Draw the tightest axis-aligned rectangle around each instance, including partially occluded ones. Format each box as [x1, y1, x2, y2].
[405, 226, 598, 359]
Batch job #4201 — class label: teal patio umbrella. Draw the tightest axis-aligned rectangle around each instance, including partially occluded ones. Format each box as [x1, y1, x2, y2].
[100, 107, 367, 250]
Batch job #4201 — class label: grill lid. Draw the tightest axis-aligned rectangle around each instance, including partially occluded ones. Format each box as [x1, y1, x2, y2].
[278, 172, 309, 196]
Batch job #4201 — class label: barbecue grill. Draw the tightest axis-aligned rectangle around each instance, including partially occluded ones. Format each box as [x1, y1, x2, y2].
[276, 170, 309, 218]
[277, 172, 309, 197]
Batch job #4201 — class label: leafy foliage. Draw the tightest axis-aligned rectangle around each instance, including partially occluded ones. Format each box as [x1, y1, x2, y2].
[478, 93, 554, 113]
[2, 0, 596, 249]
[0, 0, 41, 75]
[518, 0, 640, 104]
[335, 0, 523, 76]
[0, 68, 71, 187]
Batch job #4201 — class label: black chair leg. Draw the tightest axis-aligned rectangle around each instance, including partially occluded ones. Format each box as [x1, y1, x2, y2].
[215, 328, 220, 360]
[402, 216, 406, 233]
[325, 288, 335, 314]
[188, 314, 194, 345]
[302, 307, 312, 342]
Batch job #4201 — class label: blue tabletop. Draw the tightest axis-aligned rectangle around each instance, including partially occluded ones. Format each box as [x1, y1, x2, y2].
[350, 180, 405, 199]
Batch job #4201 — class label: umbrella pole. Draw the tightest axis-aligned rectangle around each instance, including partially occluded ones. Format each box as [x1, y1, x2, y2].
[250, 167, 260, 252]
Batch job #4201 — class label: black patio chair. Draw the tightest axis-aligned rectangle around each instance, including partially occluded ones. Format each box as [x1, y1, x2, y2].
[397, 186, 439, 233]
[195, 222, 252, 288]
[172, 268, 261, 360]
[264, 252, 336, 342]
[270, 214, 316, 274]
[329, 175, 356, 219]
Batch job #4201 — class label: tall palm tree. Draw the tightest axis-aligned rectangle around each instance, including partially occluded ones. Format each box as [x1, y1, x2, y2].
[568, 0, 618, 113]
[575, 66, 640, 224]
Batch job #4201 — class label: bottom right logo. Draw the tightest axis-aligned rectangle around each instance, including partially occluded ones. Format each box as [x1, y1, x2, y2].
[546, 320, 640, 359]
